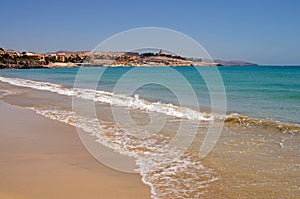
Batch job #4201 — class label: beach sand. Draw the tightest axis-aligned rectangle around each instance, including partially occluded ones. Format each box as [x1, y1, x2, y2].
[0, 101, 150, 199]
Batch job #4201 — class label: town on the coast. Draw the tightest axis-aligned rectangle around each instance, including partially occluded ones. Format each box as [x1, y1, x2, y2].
[0, 48, 255, 69]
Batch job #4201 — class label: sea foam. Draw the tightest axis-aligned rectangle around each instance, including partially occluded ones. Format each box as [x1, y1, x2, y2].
[0, 76, 217, 198]
[0, 76, 212, 121]
[31, 107, 216, 199]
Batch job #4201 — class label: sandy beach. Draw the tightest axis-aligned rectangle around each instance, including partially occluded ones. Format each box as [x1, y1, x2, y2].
[0, 101, 150, 199]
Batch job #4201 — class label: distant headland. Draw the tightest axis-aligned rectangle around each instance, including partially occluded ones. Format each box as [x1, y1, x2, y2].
[0, 48, 256, 69]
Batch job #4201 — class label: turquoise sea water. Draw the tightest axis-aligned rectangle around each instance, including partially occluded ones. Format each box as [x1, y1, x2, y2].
[0, 66, 299, 124]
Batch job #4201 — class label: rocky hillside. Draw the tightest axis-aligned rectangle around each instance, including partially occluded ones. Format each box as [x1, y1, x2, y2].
[0, 48, 256, 69]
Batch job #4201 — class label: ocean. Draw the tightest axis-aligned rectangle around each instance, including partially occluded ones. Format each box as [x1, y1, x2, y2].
[0, 66, 299, 198]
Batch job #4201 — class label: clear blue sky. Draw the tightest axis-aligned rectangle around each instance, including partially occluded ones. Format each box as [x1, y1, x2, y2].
[1, 0, 299, 65]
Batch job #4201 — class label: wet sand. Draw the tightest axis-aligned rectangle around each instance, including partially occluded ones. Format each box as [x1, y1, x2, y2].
[0, 101, 150, 199]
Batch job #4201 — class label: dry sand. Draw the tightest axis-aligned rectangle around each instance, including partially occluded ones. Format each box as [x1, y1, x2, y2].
[0, 101, 150, 199]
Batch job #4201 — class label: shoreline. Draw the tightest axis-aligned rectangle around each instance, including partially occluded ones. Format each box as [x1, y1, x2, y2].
[0, 75, 299, 198]
[0, 64, 261, 70]
[0, 101, 150, 199]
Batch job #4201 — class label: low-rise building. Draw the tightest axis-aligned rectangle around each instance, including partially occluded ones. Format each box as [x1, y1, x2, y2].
[55, 53, 66, 62]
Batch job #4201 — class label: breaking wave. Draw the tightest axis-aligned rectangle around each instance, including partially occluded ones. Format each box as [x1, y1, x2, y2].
[0, 76, 219, 198]
[1, 75, 300, 198]
[0, 76, 212, 121]
[225, 113, 300, 135]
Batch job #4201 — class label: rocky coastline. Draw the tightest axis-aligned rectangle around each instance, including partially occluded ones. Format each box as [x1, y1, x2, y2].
[0, 48, 256, 69]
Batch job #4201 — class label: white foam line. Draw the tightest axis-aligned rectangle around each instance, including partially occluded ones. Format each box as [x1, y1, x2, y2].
[29, 106, 215, 199]
[0, 76, 213, 121]
[30, 107, 168, 199]
[0, 75, 217, 198]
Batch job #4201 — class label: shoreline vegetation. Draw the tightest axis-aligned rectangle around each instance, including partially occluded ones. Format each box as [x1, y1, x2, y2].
[0, 48, 256, 69]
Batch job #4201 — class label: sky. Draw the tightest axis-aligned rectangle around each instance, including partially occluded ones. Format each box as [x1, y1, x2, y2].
[0, 0, 299, 65]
